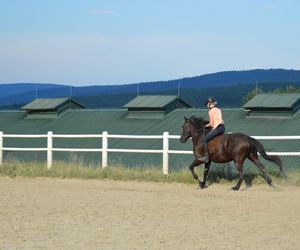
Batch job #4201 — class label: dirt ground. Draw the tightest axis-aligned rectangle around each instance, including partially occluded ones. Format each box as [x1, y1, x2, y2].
[0, 177, 299, 250]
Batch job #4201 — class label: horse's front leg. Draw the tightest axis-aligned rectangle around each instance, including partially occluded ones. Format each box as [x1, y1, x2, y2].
[189, 159, 202, 182]
[199, 161, 211, 189]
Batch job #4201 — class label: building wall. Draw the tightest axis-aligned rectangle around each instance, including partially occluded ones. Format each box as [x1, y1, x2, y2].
[0, 108, 299, 172]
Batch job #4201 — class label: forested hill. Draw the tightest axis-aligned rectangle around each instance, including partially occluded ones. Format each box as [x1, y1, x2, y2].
[1, 69, 300, 108]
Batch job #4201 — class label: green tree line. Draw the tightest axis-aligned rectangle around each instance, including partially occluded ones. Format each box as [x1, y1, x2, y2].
[1, 83, 300, 110]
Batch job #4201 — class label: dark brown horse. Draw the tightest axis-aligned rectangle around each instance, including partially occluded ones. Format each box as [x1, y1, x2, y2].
[180, 116, 284, 190]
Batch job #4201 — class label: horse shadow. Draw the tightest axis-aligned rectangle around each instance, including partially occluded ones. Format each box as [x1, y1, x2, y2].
[205, 162, 256, 187]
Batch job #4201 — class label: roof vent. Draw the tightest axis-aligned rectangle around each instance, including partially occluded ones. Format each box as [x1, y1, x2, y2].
[21, 98, 85, 119]
[123, 95, 191, 119]
[243, 93, 300, 118]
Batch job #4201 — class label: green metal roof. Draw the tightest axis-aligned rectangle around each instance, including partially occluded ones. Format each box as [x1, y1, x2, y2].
[22, 98, 85, 110]
[244, 93, 300, 110]
[123, 95, 187, 108]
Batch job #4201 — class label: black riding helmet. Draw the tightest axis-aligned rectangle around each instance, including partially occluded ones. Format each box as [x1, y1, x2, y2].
[204, 97, 216, 106]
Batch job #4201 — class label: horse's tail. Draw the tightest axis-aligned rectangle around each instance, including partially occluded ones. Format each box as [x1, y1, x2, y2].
[250, 137, 286, 178]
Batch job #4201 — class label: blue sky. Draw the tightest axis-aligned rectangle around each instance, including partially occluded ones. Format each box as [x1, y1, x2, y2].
[0, 0, 299, 86]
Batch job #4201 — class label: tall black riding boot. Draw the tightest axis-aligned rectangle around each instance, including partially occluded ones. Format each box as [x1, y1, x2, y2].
[198, 143, 209, 163]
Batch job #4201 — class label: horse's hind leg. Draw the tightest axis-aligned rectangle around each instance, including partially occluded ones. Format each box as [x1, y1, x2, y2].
[232, 162, 244, 191]
[249, 155, 272, 186]
[199, 162, 211, 189]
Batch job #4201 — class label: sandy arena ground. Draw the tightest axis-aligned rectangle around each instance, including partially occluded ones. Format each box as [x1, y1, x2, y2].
[0, 177, 299, 250]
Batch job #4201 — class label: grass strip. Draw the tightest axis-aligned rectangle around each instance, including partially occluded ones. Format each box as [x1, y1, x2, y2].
[0, 160, 299, 186]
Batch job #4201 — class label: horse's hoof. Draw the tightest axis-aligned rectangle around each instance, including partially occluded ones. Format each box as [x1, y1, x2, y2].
[231, 186, 239, 191]
[199, 182, 206, 189]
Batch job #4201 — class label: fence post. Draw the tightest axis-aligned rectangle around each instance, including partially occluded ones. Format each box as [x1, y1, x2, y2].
[0, 131, 3, 165]
[102, 131, 108, 168]
[47, 131, 53, 169]
[163, 132, 169, 175]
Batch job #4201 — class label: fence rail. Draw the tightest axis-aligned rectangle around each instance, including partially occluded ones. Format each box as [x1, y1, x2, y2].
[0, 131, 299, 175]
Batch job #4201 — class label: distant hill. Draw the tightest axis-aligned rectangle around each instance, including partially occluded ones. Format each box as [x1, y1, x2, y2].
[1, 69, 300, 108]
[75, 81, 300, 108]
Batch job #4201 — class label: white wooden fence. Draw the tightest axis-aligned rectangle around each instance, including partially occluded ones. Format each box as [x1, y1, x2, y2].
[0, 131, 299, 175]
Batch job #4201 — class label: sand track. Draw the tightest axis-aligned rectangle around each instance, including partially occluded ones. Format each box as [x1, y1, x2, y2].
[0, 177, 299, 250]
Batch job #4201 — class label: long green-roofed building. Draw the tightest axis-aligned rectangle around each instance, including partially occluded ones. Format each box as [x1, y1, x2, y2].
[0, 94, 299, 172]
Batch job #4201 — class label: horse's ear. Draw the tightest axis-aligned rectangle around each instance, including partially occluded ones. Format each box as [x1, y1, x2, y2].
[184, 116, 188, 121]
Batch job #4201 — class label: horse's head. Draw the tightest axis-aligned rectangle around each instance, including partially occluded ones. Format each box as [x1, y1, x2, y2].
[180, 116, 208, 143]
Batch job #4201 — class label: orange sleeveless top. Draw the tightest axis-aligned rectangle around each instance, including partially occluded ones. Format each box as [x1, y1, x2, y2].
[208, 107, 224, 129]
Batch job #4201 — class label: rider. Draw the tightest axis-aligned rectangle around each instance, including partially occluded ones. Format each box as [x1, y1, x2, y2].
[198, 97, 225, 163]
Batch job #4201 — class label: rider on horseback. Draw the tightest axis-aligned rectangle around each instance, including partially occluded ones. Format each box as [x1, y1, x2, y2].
[198, 97, 225, 163]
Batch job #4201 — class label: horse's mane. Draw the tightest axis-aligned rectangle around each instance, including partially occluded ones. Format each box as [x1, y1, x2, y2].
[189, 116, 209, 130]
